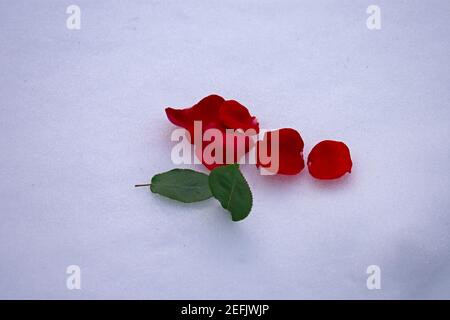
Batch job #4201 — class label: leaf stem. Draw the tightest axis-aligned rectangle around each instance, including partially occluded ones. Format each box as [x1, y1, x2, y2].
[134, 183, 152, 188]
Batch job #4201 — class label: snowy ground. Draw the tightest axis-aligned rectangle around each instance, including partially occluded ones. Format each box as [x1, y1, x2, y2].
[1, 0, 449, 299]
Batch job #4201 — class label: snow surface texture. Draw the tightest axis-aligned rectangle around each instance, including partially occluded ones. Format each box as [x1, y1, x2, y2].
[1, 0, 449, 299]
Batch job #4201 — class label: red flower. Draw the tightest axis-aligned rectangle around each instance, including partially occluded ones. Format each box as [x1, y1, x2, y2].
[165, 94, 258, 170]
[307, 140, 352, 179]
[257, 128, 305, 175]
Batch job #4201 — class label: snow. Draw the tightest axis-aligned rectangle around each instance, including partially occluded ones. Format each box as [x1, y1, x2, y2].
[0, 0, 449, 299]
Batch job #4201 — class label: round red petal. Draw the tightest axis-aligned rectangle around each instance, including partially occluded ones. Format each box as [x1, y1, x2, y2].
[307, 140, 352, 180]
[257, 128, 305, 175]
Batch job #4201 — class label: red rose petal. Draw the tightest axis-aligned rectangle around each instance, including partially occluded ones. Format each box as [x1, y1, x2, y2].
[166, 95, 259, 170]
[257, 128, 305, 175]
[165, 94, 225, 140]
[195, 122, 254, 170]
[307, 140, 352, 180]
[219, 100, 260, 133]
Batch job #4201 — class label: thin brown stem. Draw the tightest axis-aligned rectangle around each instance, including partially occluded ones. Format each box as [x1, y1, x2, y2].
[134, 183, 151, 188]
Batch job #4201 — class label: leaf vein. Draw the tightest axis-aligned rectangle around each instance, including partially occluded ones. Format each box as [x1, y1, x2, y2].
[226, 175, 237, 209]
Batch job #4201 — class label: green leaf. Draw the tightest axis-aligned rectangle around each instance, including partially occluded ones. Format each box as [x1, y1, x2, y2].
[208, 164, 253, 221]
[150, 169, 212, 203]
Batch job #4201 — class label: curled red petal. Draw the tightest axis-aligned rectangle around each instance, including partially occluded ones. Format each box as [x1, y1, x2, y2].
[165, 94, 225, 140]
[219, 100, 260, 133]
[257, 128, 305, 175]
[165, 95, 259, 170]
[195, 123, 255, 170]
[307, 140, 352, 180]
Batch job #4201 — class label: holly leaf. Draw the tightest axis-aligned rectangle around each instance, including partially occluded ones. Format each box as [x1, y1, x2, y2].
[208, 164, 253, 221]
[150, 169, 212, 203]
